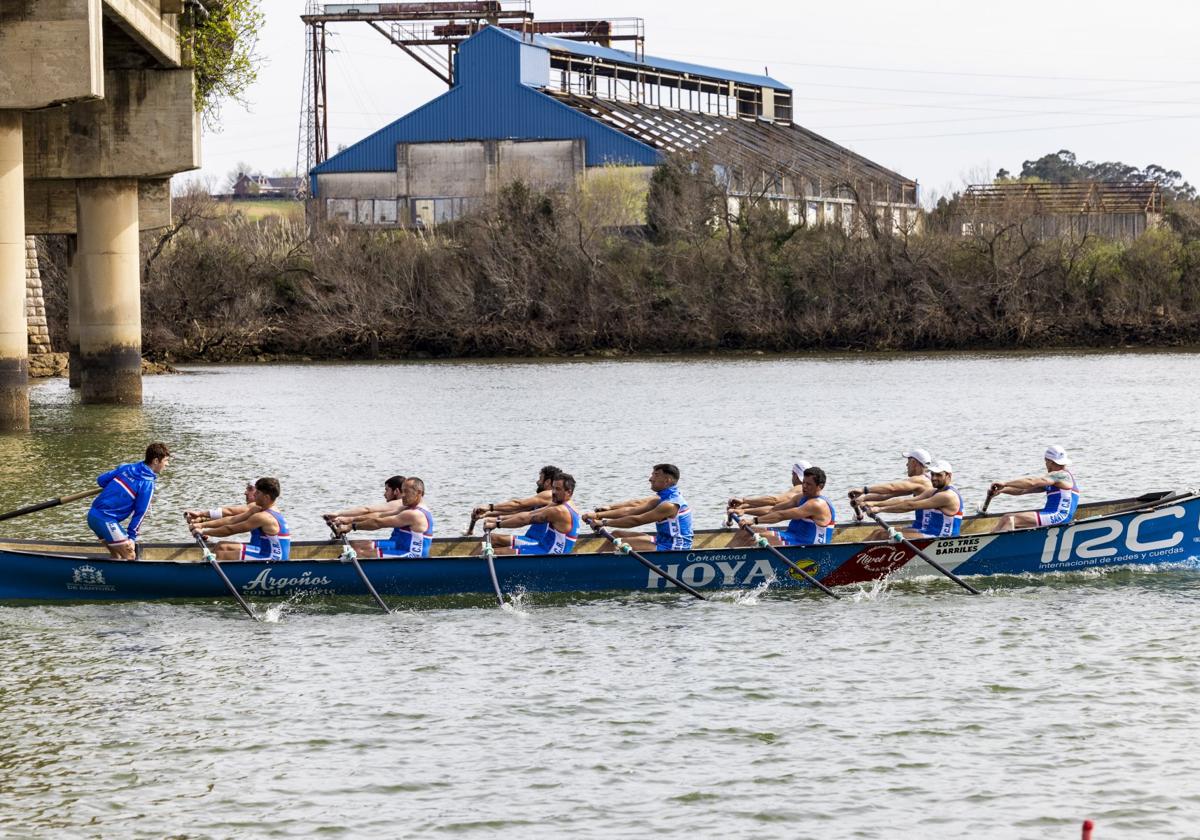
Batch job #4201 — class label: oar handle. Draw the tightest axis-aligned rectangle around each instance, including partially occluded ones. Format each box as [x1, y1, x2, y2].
[730, 513, 840, 599]
[981, 486, 999, 513]
[864, 510, 980, 595]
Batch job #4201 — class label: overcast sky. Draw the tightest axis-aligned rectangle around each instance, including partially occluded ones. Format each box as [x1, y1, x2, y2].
[195, 0, 1200, 202]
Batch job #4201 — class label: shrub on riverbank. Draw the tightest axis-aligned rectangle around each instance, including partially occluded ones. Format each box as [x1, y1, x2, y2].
[36, 163, 1200, 360]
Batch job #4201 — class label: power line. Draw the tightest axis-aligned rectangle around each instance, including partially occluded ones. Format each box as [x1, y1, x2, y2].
[843, 113, 1200, 143]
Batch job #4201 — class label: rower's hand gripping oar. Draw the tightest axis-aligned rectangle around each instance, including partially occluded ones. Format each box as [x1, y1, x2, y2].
[584, 516, 707, 600]
[0, 486, 102, 523]
[330, 524, 392, 614]
[730, 513, 840, 599]
[480, 527, 506, 608]
[186, 514, 259, 621]
[980, 484, 1000, 514]
[862, 509, 981, 595]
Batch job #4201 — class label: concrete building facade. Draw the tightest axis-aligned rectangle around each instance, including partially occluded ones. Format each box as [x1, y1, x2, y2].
[311, 26, 918, 232]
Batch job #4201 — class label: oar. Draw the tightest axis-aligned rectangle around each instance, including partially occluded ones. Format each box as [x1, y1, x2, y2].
[850, 496, 865, 522]
[730, 513, 840, 599]
[464, 512, 480, 536]
[188, 522, 259, 621]
[981, 485, 1000, 514]
[586, 519, 706, 600]
[330, 525, 392, 614]
[480, 529, 506, 607]
[0, 487, 102, 523]
[863, 510, 980, 595]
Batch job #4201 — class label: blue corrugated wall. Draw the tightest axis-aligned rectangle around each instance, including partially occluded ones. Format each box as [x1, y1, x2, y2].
[311, 27, 661, 195]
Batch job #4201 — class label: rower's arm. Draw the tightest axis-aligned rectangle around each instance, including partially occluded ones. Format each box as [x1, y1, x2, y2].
[490, 505, 559, 531]
[483, 492, 551, 516]
[871, 490, 945, 514]
[201, 510, 271, 538]
[595, 496, 656, 516]
[756, 498, 822, 525]
[353, 508, 424, 532]
[325, 501, 394, 520]
[856, 477, 928, 502]
[993, 475, 1054, 495]
[602, 501, 675, 528]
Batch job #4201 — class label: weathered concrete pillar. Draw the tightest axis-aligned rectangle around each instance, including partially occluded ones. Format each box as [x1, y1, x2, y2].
[76, 178, 141, 404]
[0, 112, 30, 431]
[66, 235, 81, 387]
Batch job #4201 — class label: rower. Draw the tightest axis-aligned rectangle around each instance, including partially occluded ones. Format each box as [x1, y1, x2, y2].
[87, 442, 171, 560]
[848, 448, 933, 526]
[471, 465, 560, 543]
[190, 477, 291, 562]
[475, 474, 581, 556]
[862, 460, 963, 539]
[727, 461, 811, 517]
[728, 465, 836, 548]
[331, 477, 433, 558]
[185, 481, 259, 525]
[321, 475, 406, 525]
[988, 445, 1080, 532]
[586, 463, 693, 553]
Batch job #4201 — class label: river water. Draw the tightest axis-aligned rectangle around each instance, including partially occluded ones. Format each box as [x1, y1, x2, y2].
[1, 352, 1198, 838]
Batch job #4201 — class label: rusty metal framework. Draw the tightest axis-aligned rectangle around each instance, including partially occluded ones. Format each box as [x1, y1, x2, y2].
[298, 1, 645, 172]
[963, 181, 1163, 214]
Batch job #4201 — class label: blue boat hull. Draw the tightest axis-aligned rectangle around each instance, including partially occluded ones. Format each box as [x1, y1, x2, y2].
[1, 493, 1196, 602]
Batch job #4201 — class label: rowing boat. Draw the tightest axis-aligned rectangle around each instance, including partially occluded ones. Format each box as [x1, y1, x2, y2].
[0, 490, 1195, 603]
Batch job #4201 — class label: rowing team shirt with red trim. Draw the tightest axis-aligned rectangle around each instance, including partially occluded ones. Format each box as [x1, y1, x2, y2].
[779, 495, 836, 546]
[514, 503, 582, 555]
[243, 509, 292, 561]
[378, 506, 435, 558]
[655, 486, 693, 551]
[918, 485, 963, 537]
[1038, 470, 1081, 526]
[89, 461, 159, 540]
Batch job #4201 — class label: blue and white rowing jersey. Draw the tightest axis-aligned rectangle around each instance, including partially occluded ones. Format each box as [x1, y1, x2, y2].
[919, 486, 963, 537]
[515, 504, 582, 555]
[386, 506, 434, 558]
[780, 495, 836, 545]
[89, 461, 158, 540]
[1038, 470, 1080, 526]
[524, 505, 550, 542]
[244, 509, 291, 561]
[655, 486, 693, 551]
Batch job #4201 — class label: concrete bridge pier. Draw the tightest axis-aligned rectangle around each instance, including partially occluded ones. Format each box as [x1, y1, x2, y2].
[67, 235, 81, 388]
[0, 112, 30, 431]
[76, 179, 142, 404]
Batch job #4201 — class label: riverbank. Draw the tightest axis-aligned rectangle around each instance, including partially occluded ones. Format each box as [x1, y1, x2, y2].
[33, 173, 1200, 362]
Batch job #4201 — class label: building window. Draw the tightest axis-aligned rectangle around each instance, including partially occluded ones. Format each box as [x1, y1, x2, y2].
[326, 199, 355, 224]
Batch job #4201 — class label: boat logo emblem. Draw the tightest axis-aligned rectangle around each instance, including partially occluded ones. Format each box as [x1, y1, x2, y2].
[854, 545, 911, 573]
[786, 558, 820, 580]
[67, 564, 116, 592]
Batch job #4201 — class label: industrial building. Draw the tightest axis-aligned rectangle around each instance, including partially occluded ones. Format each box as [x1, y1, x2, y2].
[960, 181, 1164, 241]
[310, 24, 919, 231]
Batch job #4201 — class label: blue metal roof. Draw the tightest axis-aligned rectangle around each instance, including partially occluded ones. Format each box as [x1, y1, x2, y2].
[312, 27, 661, 189]
[494, 28, 790, 91]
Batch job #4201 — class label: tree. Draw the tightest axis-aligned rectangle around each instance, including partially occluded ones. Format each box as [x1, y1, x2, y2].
[181, 0, 265, 129]
[1002, 149, 1196, 202]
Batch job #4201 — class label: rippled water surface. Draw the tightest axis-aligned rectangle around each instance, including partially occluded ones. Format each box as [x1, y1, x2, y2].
[2, 352, 1199, 838]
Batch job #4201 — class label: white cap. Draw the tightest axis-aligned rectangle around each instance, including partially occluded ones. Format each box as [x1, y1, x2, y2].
[929, 460, 953, 474]
[902, 448, 932, 467]
[1044, 444, 1071, 466]
[792, 461, 812, 478]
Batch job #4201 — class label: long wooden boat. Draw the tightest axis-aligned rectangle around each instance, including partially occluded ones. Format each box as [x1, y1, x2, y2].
[0, 490, 1195, 603]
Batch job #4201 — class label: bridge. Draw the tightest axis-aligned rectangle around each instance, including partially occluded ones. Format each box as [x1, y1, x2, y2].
[0, 0, 198, 431]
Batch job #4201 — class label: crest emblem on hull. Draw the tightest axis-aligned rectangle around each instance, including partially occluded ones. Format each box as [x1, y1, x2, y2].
[67, 564, 116, 592]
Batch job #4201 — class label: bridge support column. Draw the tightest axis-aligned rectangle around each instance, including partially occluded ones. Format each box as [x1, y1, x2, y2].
[0, 112, 30, 431]
[76, 178, 141, 405]
[66, 235, 81, 388]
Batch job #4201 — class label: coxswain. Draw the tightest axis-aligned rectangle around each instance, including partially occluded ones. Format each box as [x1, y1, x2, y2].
[848, 448, 933, 525]
[475, 474, 581, 556]
[988, 445, 1080, 532]
[729, 466, 836, 547]
[470, 465, 560, 541]
[321, 475, 406, 526]
[331, 477, 433, 558]
[190, 477, 291, 561]
[727, 461, 811, 517]
[87, 442, 171, 560]
[185, 481, 259, 525]
[862, 460, 963, 539]
[585, 463, 693, 552]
